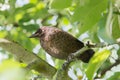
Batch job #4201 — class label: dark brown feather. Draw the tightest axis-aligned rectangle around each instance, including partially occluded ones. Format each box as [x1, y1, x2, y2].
[30, 26, 94, 63]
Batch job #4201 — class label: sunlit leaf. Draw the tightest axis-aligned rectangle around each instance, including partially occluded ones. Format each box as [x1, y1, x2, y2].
[50, 0, 72, 9]
[0, 31, 7, 38]
[0, 59, 20, 72]
[86, 49, 111, 80]
[0, 60, 26, 80]
[36, 2, 45, 9]
[62, 17, 69, 25]
[71, 0, 108, 34]
[30, 0, 38, 4]
[26, 2, 48, 19]
[15, 13, 23, 22]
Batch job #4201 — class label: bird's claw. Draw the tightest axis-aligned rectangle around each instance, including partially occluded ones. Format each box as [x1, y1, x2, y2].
[62, 61, 69, 70]
[67, 53, 75, 62]
[62, 53, 76, 70]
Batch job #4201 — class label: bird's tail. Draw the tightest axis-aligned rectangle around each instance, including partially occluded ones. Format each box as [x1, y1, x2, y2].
[78, 49, 95, 63]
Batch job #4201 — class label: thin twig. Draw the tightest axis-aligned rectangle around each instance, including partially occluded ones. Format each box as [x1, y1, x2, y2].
[95, 59, 120, 79]
[86, 41, 120, 48]
[101, 59, 120, 76]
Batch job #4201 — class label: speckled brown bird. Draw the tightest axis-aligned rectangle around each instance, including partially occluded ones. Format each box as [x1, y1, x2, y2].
[30, 26, 94, 63]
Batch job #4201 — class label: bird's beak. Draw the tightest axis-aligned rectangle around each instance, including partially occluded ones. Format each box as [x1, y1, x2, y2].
[29, 33, 38, 38]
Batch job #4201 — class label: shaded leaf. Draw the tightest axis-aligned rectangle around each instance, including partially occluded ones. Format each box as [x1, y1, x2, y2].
[9, 0, 16, 10]
[15, 3, 35, 14]
[86, 50, 111, 80]
[112, 15, 120, 39]
[21, 24, 39, 32]
[0, 0, 4, 3]
[33, 8, 48, 19]
[19, 14, 31, 23]
[98, 16, 114, 43]
[89, 26, 100, 43]
[107, 72, 120, 80]
[117, 48, 120, 55]
[0, 10, 9, 17]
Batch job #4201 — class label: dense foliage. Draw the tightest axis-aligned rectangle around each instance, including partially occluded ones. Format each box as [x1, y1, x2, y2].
[0, 0, 120, 80]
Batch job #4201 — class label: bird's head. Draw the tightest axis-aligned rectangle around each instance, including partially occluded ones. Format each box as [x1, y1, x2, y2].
[29, 29, 42, 38]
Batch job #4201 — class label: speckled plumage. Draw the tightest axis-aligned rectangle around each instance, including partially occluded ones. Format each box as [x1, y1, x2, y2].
[30, 26, 94, 63]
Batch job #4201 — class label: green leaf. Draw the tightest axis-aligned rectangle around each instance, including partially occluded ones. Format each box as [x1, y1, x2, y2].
[91, 32, 100, 43]
[107, 72, 120, 80]
[71, 0, 108, 34]
[0, 0, 4, 3]
[0, 10, 9, 17]
[19, 13, 31, 22]
[0, 59, 21, 72]
[50, 0, 72, 9]
[19, 3, 35, 10]
[112, 15, 120, 39]
[8, 27, 36, 50]
[33, 8, 48, 19]
[117, 49, 120, 55]
[30, 0, 38, 4]
[9, 0, 16, 10]
[0, 59, 26, 80]
[21, 24, 39, 32]
[0, 30, 7, 38]
[15, 3, 35, 14]
[86, 49, 111, 80]
[98, 16, 114, 43]
[89, 26, 100, 43]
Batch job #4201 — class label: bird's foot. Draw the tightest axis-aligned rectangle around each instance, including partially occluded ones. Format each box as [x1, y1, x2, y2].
[67, 53, 75, 62]
[62, 53, 76, 70]
[62, 61, 70, 70]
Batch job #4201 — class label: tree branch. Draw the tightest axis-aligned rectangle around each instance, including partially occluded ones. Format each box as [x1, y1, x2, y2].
[0, 38, 56, 79]
[0, 38, 72, 80]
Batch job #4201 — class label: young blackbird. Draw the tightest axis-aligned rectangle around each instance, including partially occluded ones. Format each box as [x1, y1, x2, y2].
[30, 26, 94, 63]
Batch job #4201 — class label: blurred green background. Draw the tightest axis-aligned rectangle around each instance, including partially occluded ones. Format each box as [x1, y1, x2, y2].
[0, 0, 120, 80]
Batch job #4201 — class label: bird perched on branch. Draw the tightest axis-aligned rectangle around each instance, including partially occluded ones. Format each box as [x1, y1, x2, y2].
[30, 26, 94, 63]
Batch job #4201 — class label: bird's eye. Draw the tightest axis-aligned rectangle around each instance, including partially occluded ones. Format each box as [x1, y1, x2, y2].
[35, 29, 42, 34]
